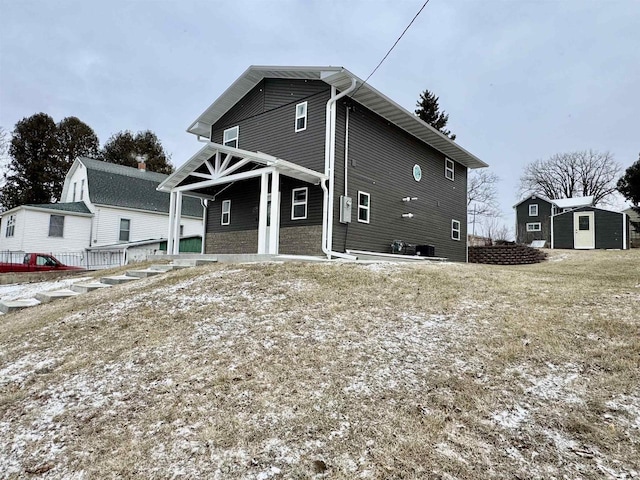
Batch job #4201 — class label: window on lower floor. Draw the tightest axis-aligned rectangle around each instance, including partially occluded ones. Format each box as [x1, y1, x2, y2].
[526, 222, 541, 232]
[451, 219, 461, 240]
[48, 215, 64, 237]
[223, 126, 239, 148]
[358, 191, 370, 223]
[119, 218, 131, 242]
[5, 215, 15, 237]
[291, 187, 308, 220]
[221, 200, 231, 225]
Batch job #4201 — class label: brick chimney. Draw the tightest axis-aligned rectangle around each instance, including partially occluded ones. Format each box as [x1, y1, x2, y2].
[137, 160, 146, 172]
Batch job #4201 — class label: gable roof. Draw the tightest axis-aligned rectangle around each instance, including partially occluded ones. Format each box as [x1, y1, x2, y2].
[513, 195, 594, 209]
[187, 66, 487, 170]
[79, 158, 203, 217]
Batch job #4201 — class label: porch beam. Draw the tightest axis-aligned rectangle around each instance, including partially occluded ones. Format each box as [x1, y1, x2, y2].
[172, 192, 183, 254]
[219, 153, 233, 172]
[204, 159, 215, 175]
[173, 166, 273, 192]
[217, 157, 251, 178]
[188, 172, 215, 180]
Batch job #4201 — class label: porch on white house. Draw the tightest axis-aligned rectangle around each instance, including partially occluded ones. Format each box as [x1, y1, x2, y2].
[157, 143, 327, 255]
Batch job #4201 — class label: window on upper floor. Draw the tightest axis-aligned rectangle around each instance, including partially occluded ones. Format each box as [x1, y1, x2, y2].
[221, 200, 231, 225]
[295, 101, 307, 132]
[119, 218, 131, 242]
[223, 126, 239, 148]
[5, 215, 16, 237]
[358, 191, 370, 224]
[72, 182, 77, 202]
[48, 215, 64, 237]
[80, 179, 85, 201]
[451, 219, 461, 241]
[526, 222, 541, 232]
[445, 158, 455, 181]
[529, 204, 538, 216]
[291, 187, 308, 220]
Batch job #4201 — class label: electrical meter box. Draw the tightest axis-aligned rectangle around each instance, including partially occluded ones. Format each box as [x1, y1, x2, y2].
[340, 195, 352, 223]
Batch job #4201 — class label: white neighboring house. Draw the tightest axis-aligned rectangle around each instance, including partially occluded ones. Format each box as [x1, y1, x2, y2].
[0, 157, 204, 257]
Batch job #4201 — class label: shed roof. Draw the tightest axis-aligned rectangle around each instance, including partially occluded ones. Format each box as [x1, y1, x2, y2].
[552, 196, 594, 209]
[187, 66, 487, 170]
[80, 158, 203, 217]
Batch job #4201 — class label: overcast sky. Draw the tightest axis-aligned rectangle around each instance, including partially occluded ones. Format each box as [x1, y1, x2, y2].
[1, 0, 639, 232]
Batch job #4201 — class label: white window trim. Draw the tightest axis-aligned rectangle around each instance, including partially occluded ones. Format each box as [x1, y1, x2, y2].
[357, 191, 370, 224]
[119, 218, 131, 242]
[295, 101, 308, 132]
[221, 199, 231, 225]
[291, 187, 308, 220]
[48, 215, 64, 238]
[529, 204, 539, 216]
[80, 179, 85, 201]
[223, 126, 239, 148]
[451, 219, 461, 241]
[5, 215, 16, 237]
[526, 222, 541, 232]
[445, 158, 455, 181]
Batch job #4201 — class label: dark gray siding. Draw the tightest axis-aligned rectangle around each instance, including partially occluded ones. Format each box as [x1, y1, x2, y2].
[279, 177, 323, 228]
[206, 179, 260, 233]
[331, 100, 468, 262]
[211, 79, 329, 173]
[552, 213, 573, 249]
[515, 196, 553, 244]
[552, 207, 627, 249]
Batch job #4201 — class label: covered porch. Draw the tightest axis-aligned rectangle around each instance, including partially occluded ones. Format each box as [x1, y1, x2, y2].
[157, 143, 327, 255]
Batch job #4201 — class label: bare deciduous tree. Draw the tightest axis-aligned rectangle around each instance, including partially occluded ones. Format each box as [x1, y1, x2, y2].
[481, 217, 512, 243]
[519, 150, 621, 205]
[468, 170, 500, 236]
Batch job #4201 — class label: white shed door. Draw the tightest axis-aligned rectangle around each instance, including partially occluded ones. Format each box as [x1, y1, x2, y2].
[574, 212, 595, 249]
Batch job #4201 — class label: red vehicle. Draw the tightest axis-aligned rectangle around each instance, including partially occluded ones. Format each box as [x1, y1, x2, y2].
[0, 253, 84, 273]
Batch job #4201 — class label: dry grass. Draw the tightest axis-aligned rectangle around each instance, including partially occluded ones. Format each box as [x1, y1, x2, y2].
[1, 249, 639, 479]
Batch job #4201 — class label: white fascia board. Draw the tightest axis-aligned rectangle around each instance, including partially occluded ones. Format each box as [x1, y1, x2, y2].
[21, 205, 93, 218]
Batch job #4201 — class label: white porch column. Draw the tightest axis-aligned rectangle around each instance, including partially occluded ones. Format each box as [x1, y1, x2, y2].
[268, 170, 280, 254]
[257, 172, 269, 254]
[172, 192, 183, 254]
[167, 190, 176, 255]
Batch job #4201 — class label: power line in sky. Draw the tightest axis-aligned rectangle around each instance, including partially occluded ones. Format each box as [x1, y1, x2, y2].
[351, 0, 431, 97]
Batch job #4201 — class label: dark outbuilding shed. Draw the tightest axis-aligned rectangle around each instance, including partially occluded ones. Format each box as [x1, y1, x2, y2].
[551, 207, 629, 250]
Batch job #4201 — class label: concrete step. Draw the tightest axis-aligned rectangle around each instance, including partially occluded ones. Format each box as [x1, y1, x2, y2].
[71, 282, 113, 294]
[35, 289, 80, 303]
[125, 269, 165, 278]
[149, 264, 189, 272]
[0, 298, 41, 314]
[100, 275, 139, 285]
[171, 258, 218, 267]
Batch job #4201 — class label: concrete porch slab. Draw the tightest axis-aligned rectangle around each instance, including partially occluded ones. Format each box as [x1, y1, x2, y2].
[100, 275, 139, 285]
[125, 269, 165, 278]
[71, 282, 113, 294]
[0, 298, 41, 314]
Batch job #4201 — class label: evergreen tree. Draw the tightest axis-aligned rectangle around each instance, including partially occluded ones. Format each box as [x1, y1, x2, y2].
[0, 113, 60, 210]
[100, 130, 173, 174]
[56, 116, 100, 175]
[617, 154, 640, 232]
[415, 89, 456, 140]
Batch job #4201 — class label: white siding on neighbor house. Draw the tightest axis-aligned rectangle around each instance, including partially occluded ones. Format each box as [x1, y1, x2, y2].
[62, 163, 91, 205]
[91, 205, 202, 246]
[0, 209, 91, 252]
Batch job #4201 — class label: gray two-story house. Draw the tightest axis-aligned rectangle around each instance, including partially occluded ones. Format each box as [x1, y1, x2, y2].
[158, 66, 488, 262]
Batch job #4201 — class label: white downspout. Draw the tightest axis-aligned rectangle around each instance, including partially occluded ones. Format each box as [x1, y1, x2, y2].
[200, 198, 208, 254]
[622, 212, 627, 250]
[322, 78, 357, 259]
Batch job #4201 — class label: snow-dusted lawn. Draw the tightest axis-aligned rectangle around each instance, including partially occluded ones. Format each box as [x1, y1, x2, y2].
[1, 249, 639, 478]
[0, 277, 92, 302]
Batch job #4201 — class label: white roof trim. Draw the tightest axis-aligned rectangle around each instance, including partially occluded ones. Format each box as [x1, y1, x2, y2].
[187, 65, 487, 170]
[513, 194, 595, 209]
[158, 142, 327, 193]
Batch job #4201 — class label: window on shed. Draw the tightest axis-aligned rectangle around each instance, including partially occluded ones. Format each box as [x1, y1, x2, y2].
[119, 218, 131, 242]
[357, 192, 370, 223]
[291, 187, 308, 219]
[451, 219, 461, 240]
[578, 215, 590, 230]
[529, 204, 539, 216]
[445, 158, 455, 181]
[526, 222, 541, 232]
[221, 200, 231, 225]
[48, 215, 64, 237]
[223, 126, 239, 148]
[5, 215, 16, 237]
[295, 102, 308, 132]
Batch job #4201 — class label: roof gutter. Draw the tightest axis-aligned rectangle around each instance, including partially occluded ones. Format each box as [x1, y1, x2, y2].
[322, 77, 358, 260]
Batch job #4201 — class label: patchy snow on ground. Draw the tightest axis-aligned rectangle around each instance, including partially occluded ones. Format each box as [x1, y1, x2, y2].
[0, 277, 92, 301]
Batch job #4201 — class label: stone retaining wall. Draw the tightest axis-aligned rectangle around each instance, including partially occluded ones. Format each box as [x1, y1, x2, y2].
[468, 245, 547, 265]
